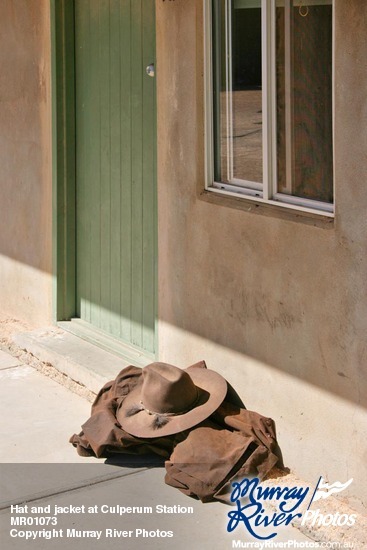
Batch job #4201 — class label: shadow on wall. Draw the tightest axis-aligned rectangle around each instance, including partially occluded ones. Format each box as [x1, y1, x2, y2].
[0, 0, 52, 274]
[50, 284, 367, 412]
[158, 255, 367, 411]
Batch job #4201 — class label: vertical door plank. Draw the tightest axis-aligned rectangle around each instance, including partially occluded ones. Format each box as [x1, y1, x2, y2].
[142, 0, 156, 352]
[109, 0, 123, 339]
[119, 0, 133, 343]
[99, 0, 112, 332]
[88, 0, 102, 328]
[131, 0, 144, 349]
[75, 0, 91, 322]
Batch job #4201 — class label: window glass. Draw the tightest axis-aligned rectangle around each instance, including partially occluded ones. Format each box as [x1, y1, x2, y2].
[213, 0, 263, 188]
[276, 1, 333, 203]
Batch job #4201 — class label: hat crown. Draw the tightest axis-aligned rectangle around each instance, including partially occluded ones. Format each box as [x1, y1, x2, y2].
[141, 363, 198, 414]
[118, 361, 228, 438]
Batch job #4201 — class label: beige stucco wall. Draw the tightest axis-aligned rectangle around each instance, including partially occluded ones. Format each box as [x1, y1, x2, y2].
[0, 1, 53, 326]
[156, 0, 367, 510]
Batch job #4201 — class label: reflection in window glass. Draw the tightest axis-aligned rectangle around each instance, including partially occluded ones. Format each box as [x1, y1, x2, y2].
[213, 0, 263, 188]
[276, 1, 333, 203]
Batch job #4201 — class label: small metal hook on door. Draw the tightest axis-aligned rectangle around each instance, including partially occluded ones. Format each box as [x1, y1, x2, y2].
[146, 63, 155, 77]
[299, 2, 309, 17]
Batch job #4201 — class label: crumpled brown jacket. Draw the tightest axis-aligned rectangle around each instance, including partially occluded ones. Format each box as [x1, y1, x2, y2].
[70, 362, 283, 503]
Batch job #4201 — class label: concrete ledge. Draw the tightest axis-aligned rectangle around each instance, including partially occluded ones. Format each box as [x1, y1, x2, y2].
[12, 327, 135, 393]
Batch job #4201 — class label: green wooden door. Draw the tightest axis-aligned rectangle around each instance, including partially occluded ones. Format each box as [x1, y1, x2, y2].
[74, 0, 156, 355]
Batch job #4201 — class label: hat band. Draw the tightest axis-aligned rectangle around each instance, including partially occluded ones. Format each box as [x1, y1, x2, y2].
[140, 388, 200, 417]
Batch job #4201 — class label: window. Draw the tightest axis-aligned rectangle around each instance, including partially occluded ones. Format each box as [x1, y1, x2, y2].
[205, 0, 334, 216]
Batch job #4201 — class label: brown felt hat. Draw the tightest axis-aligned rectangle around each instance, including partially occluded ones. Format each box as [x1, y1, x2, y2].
[117, 362, 227, 438]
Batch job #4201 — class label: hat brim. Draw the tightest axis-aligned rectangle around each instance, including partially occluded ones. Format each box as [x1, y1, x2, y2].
[116, 366, 227, 438]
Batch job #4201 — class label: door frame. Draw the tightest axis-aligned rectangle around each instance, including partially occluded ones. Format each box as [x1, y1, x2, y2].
[51, 0, 158, 360]
[51, 0, 76, 324]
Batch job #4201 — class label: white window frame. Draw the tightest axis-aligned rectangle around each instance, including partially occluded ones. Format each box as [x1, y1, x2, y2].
[204, 0, 335, 217]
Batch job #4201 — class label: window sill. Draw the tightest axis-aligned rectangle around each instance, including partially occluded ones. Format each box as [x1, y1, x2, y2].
[199, 187, 335, 228]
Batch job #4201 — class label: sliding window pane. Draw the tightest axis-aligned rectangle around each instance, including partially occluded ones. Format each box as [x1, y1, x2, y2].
[276, 0, 333, 203]
[213, 0, 263, 187]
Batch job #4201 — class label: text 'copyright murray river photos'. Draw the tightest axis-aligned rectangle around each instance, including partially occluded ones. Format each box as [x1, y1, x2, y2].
[9, 502, 194, 540]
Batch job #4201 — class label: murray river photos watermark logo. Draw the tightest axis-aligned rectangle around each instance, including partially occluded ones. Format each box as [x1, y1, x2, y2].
[227, 476, 356, 540]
